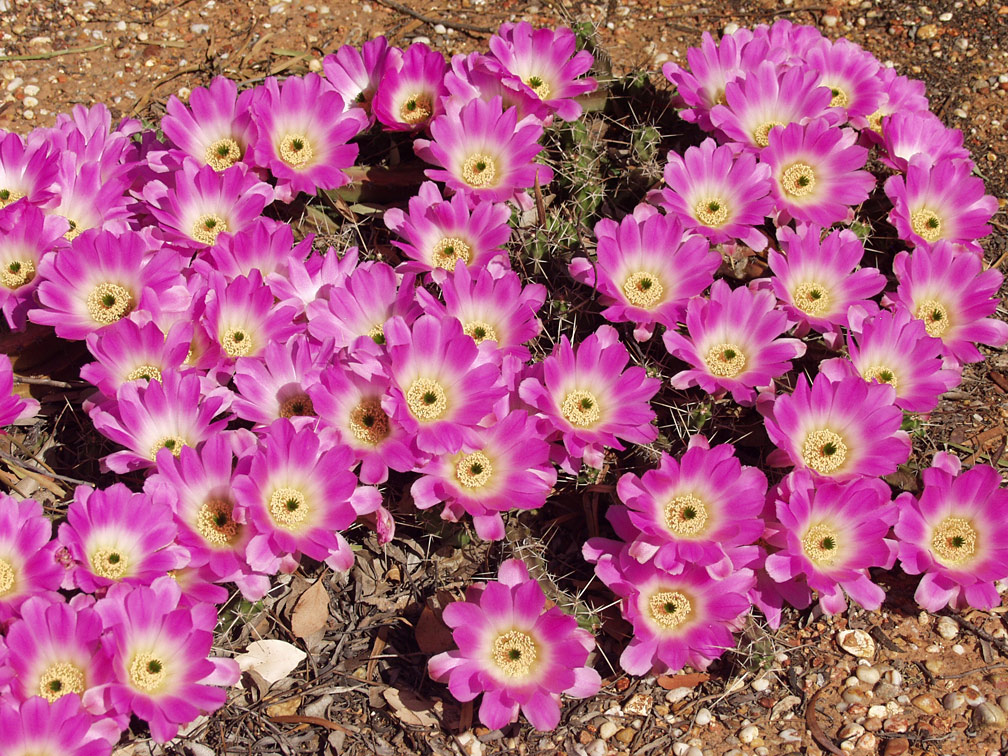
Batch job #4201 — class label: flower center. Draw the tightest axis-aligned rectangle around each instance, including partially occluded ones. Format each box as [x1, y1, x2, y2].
[662, 493, 709, 537]
[366, 322, 386, 344]
[801, 522, 840, 566]
[129, 652, 167, 693]
[194, 497, 241, 547]
[405, 377, 448, 421]
[910, 209, 942, 242]
[221, 327, 253, 358]
[85, 282, 133, 325]
[63, 216, 82, 240]
[149, 435, 186, 461]
[268, 487, 309, 529]
[780, 162, 816, 197]
[38, 661, 86, 702]
[622, 271, 664, 309]
[866, 110, 884, 133]
[399, 92, 433, 124]
[279, 393, 315, 418]
[861, 364, 899, 390]
[647, 590, 692, 630]
[704, 342, 746, 378]
[801, 429, 848, 475]
[490, 629, 538, 678]
[191, 213, 228, 246]
[930, 515, 978, 565]
[694, 197, 729, 227]
[829, 87, 849, 108]
[463, 320, 497, 344]
[460, 153, 497, 188]
[792, 281, 831, 316]
[0, 188, 25, 208]
[89, 547, 129, 580]
[430, 237, 473, 269]
[348, 398, 391, 446]
[204, 137, 242, 171]
[0, 558, 15, 596]
[454, 450, 493, 488]
[125, 364, 162, 383]
[561, 389, 601, 428]
[523, 75, 551, 100]
[752, 120, 785, 148]
[278, 133, 313, 167]
[1, 258, 35, 289]
[914, 299, 950, 338]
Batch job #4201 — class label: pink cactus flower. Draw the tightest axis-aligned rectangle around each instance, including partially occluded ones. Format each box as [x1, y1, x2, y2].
[161, 76, 257, 171]
[372, 42, 448, 131]
[0, 494, 62, 621]
[323, 36, 402, 122]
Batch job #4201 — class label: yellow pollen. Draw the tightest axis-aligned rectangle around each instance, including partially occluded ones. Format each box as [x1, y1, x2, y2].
[128, 652, 167, 693]
[861, 364, 899, 390]
[704, 342, 746, 378]
[694, 197, 729, 227]
[63, 216, 83, 241]
[523, 75, 551, 100]
[801, 522, 841, 565]
[662, 494, 709, 537]
[278, 133, 313, 167]
[85, 282, 133, 325]
[399, 92, 433, 124]
[622, 271, 664, 309]
[914, 299, 949, 338]
[0, 188, 25, 209]
[490, 629, 538, 677]
[38, 661, 86, 702]
[463, 320, 497, 344]
[204, 137, 242, 171]
[348, 398, 391, 446]
[801, 429, 848, 475]
[792, 281, 831, 316]
[194, 498, 240, 547]
[454, 450, 493, 488]
[711, 89, 727, 106]
[930, 515, 978, 565]
[780, 162, 817, 198]
[268, 487, 309, 529]
[221, 327, 253, 357]
[191, 213, 228, 246]
[910, 209, 942, 242]
[125, 364, 162, 383]
[149, 435, 186, 461]
[561, 389, 601, 428]
[647, 590, 692, 630]
[405, 377, 448, 421]
[866, 110, 884, 133]
[829, 87, 849, 108]
[1, 258, 35, 289]
[460, 153, 497, 188]
[0, 558, 15, 596]
[431, 236, 473, 270]
[90, 547, 129, 580]
[753, 120, 785, 148]
[279, 393, 315, 418]
[367, 323, 386, 344]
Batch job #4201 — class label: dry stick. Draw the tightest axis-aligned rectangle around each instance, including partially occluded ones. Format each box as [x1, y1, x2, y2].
[12, 373, 77, 388]
[0, 43, 107, 62]
[0, 448, 88, 486]
[946, 612, 1008, 658]
[371, 0, 494, 35]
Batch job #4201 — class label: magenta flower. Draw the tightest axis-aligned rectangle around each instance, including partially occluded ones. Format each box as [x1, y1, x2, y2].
[884, 155, 997, 248]
[428, 558, 600, 731]
[0, 696, 111, 756]
[650, 138, 773, 251]
[569, 206, 720, 341]
[764, 471, 896, 614]
[94, 577, 240, 743]
[878, 112, 969, 172]
[0, 201, 66, 329]
[414, 96, 553, 202]
[444, 52, 551, 122]
[232, 335, 327, 427]
[0, 494, 62, 621]
[0, 353, 39, 427]
[372, 42, 448, 131]
[613, 435, 767, 571]
[860, 66, 930, 139]
[0, 130, 59, 209]
[323, 36, 402, 121]
[804, 37, 882, 123]
[161, 76, 257, 171]
[81, 319, 191, 400]
[761, 373, 911, 481]
[48, 157, 132, 240]
[196, 216, 311, 283]
[887, 241, 1008, 365]
[267, 242, 360, 314]
[520, 325, 659, 472]
[411, 409, 557, 540]
[664, 280, 806, 404]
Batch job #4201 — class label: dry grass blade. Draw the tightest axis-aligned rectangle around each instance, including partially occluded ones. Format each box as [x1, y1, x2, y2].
[271, 714, 354, 734]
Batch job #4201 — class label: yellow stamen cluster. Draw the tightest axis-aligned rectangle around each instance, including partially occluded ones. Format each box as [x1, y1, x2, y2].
[125, 364, 162, 383]
[191, 213, 228, 246]
[279, 393, 315, 418]
[348, 398, 391, 446]
[910, 208, 942, 242]
[86, 282, 133, 325]
[780, 162, 817, 198]
[221, 327, 254, 358]
[455, 450, 493, 489]
[129, 652, 167, 693]
[268, 487, 309, 529]
[490, 629, 538, 677]
[622, 271, 664, 309]
[561, 389, 600, 428]
[801, 429, 848, 475]
[463, 320, 497, 344]
[829, 87, 849, 108]
[694, 197, 729, 227]
[430, 236, 473, 269]
[38, 661, 86, 701]
[194, 498, 240, 547]
[278, 133, 313, 167]
[647, 590, 692, 630]
[752, 120, 785, 148]
[63, 217, 82, 241]
[704, 342, 746, 378]
[399, 92, 433, 124]
[367, 323, 386, 344]
[523, 75, 551, 101]
[204, 137, 242, 171]
[405, 377, 448, 421]
[802, 522, 840, 565]
[663, 494, 709, 537]
[0, 188, 26, 209]
[914, 299, 950, 338]
[90, 547, 129, 580]
[1, 258, 35, 289]
[461, 154, 497, 188]
[861, 365, 899, 390]
[930, 515, 978, 565]
[0, 558, 15, 596]
[149, 435, 186, 461]
[792, 281, 831, 316]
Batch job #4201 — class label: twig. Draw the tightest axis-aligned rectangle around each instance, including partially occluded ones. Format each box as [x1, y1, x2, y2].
[270, 714, 354, 734]
[937, 661, 1008, 681]
[0, 43, 107, 62]
[805, 688, 843, 756]
[371, 0, 493, 35]
[0, 448, 88, 486]
[12, 374, 77, 388]
[946, 611, 1008, 657]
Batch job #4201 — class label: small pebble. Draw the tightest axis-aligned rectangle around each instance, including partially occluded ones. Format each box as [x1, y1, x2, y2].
[433, 23, 446, 34]
[874, 681, 899, 701]
[614, 728, 635, 745]
[22, 110, 33, 120]
[936, 616, 959, 639]
[964, 685, 986, 706]
[585, 739, 606, 756]
[837, 629, 875, 659]
[694, 707, 712, 726]
[883, 716, 909, 733]
[5, 77, 23, 93]
[856, 666, 881, 685]
[863, 717, 883, 731]
[411, 36, 431, 45]
[723, 22, 739, 34]
[869, 705, 888, 718]
[739, 725, 758, 743]
[883, 737, 910, 756]
[191, 23, 210, 33]
[953, 644, 965, 655]
[685, 748, 703, 756]
[752, 677, 770, 692]
[855, 733, 877, 751]
[779, 729, 801, 742]
[943, 691, 965, 711]
[821, 13, 838, 26]
[838, 723, 865, 739]
[672, 743, 690, 756]
[973, 702, 1007, 728]
[939, 11, 953, 19]
[23, 84, 39, 96]
[598, 721, 618, 740]
[912, 694, 942, 715]
[665, 687, 692, 704]
[22, 96, 38, 108]
[917, 23, 939, 38]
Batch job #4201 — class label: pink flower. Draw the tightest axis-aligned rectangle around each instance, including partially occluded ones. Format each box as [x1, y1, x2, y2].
[0, 201, 66, 329]
[896, 453, 1008, 611]
[0, 695, 112, 756]
[0, 353, 39, 427]
[372, 42, 448, 131]
[0, 130, 59, 209]
[323, 36, 402, 122]
[0, 494, 62, 621]
[195, 218, 311, 283]
[81, 319, 191, 400]
[428, 558, 600, 731]
[161, 76, 257, 171]
[232, 335, 327, 427]
[47, 157, 132, 240]
[878, 111, 969, 172]
[804, 37, 883, 123]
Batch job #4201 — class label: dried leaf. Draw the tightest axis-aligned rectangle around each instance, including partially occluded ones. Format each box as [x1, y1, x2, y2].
[235, 639, 306, 685]
[414, 605, 456, 656]
[656, 672, 709, 690]
[266, 696, 302, 718]
[291, 578, 329, 640]
[382, 687, 440, 728]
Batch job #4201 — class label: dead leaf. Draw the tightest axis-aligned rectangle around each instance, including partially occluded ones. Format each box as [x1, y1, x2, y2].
[291, 578, 330, 640]
[656, 672, 710, 690]
[414, 605, 456, 656]
[266, 696, 302, 718]
[382, 687, 440, 728]
[235, 639, 306, 685]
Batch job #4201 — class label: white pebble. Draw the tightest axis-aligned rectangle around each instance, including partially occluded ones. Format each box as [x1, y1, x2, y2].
[23, 84, 39, 96]
[585, 739, 606, 756]
[115, 20, 127, 30]
[752, 677, 770, 692]
[821, 14, 838, 27]
[665, 687, 692, 704]
[856, 666, 881, 685]
[191, 23, 210, 33]
[22, 109, 33, 120]
[686, 748, 703, 756]
[598, 721, 618, 740]
[6, 77, 23, 93]
[939, 11, 953, 20]
[694, 707, 713, 726]
[672, 743, 691, 756]
[411, 36, 431, 45]
[953, 644, 966, 655]
[868, 704, 888, 718]
[739, 725, 758, 743]
[433, 23, 446, 34]
[936, 616, 959, 640]
[269, 3, 285, 12]
[723, 22, 739, 35]
[22, 96, 38, 108]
